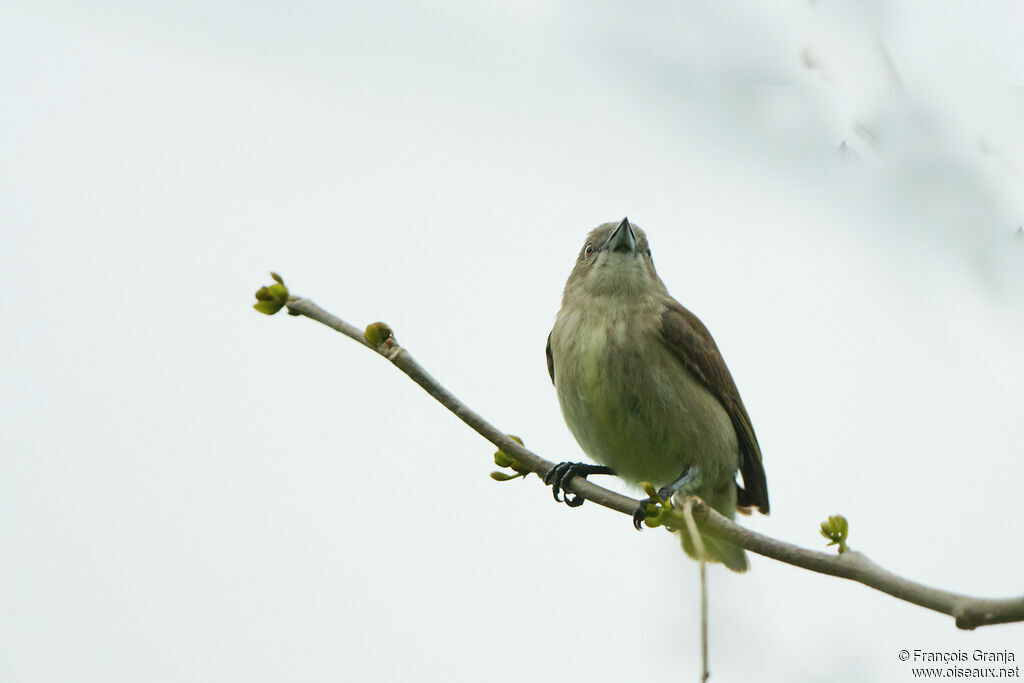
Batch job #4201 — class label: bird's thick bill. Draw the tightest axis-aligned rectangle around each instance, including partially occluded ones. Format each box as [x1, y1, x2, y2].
[606, 217, 637, 254]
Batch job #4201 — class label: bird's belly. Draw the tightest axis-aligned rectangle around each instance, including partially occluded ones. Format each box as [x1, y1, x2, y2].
[555, 331, 738, 488]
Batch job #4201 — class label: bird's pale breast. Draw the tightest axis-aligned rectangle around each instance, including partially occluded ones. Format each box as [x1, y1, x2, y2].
[551, 296, 738, 489]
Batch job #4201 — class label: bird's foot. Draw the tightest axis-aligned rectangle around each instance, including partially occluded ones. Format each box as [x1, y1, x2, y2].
[632, 472, 699, 530]
[632, 481, 675, 530]
[544, 462, 614, 507]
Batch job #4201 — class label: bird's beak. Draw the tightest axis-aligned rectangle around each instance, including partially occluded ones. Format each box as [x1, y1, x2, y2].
[605, 217, 637, 254]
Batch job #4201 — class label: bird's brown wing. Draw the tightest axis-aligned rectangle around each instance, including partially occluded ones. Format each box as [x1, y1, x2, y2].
[660, 301, 770, 514]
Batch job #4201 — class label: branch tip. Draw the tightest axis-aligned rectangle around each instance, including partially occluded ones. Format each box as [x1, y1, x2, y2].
[253, 272, 290, 315]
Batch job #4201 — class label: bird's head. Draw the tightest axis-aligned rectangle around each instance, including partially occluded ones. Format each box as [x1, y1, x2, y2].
[563, 218, 666, 302]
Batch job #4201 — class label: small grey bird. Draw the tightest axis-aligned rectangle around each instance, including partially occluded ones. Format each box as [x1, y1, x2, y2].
[545, 218, 769, 572]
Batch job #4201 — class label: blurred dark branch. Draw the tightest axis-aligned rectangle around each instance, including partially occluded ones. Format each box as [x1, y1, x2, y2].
[282, 295, 1024, 631]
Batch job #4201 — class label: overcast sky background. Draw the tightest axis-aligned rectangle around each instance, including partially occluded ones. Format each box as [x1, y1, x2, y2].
[2, 1, 1023, 681]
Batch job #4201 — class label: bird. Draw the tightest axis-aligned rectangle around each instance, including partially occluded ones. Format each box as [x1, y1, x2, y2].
[544, 218, 769, 572]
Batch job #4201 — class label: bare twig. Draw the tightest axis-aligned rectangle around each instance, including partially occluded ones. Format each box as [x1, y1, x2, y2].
[682, 499, 709, 682]
[282, 295, 1024, 631]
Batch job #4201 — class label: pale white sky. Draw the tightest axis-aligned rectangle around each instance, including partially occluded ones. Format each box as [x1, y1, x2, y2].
[2, 2, 1023, 681]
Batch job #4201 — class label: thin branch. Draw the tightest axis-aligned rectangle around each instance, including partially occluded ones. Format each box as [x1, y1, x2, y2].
[283, 295, 1024, 631]
[683, 499, 710, 683]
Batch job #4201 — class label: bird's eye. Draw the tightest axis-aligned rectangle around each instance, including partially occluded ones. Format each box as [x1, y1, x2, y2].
[584, 243, 595, 258]
[646, 247, 652, 257]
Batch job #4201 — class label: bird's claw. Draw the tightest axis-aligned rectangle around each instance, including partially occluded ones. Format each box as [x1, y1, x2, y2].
[633, 481, 674, 530]
[544, 462, 613, 508]
[632, 499, 653, 530]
